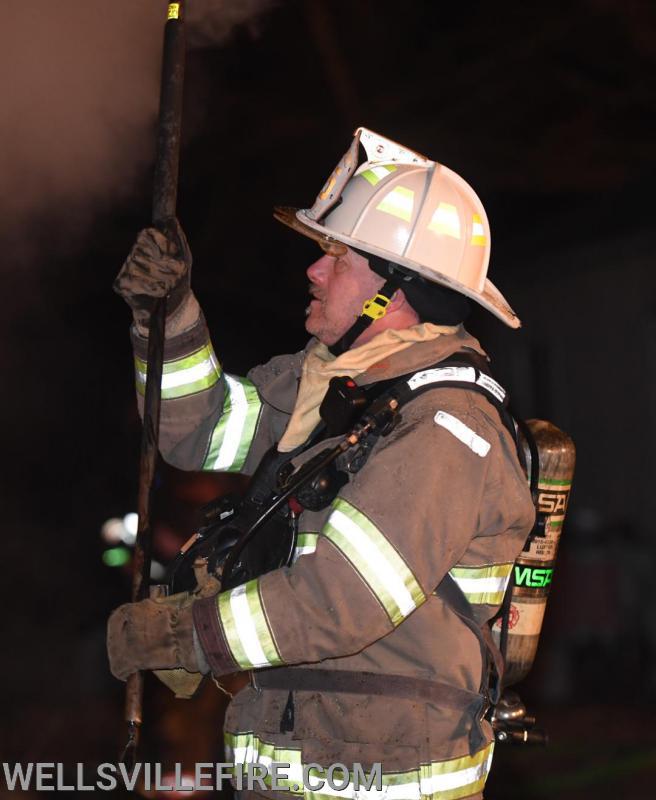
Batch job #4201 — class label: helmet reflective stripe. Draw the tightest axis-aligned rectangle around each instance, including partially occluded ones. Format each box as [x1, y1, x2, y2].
[359, 163, 397, 186]
[218, 579, 283, 669]
[135, 343, 221, 400]
[428, 202, 461, 239]
[275, 126, 520, 328]
[202, 374, 262, 472]
[449, 563, 514, 605]
[323, 498, 425, 626]
[376, 185, 415, 222]
[471, 213, 487, 246]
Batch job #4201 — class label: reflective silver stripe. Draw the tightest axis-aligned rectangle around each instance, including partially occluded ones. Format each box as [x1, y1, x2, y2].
[225, 732, 304, 793]
[323, 499, 425, 626]
[202, 374, 262, 472]
[217, 579, 283, 669]
[420, 743, 494, 799]
[434, 411, 491, 457]
[225, 730, 494, 800]
[406, 365, 506, 403]
[305, 767, 418, 800]
[292, 532, 319, 563]
[135, 343, 221, 400]
[449, 563, 513, 605]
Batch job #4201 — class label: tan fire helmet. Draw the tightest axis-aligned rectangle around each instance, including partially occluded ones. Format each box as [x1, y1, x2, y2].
[275, 127, 520, 328]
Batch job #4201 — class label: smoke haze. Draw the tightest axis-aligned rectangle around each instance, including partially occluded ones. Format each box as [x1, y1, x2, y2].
[0, 1, 275, 268]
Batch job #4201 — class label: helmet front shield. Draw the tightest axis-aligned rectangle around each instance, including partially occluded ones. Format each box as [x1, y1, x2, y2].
[305, 127, 433, 222]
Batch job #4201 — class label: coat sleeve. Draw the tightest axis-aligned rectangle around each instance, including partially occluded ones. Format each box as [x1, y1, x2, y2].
[130, 314, 304, 475]
[192, 389, 536, 675]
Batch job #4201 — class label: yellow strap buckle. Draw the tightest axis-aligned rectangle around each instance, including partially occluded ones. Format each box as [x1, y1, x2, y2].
[362, 293, 392, 321]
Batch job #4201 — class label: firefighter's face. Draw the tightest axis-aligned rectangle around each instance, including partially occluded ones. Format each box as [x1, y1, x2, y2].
[305, 245, 383, 346]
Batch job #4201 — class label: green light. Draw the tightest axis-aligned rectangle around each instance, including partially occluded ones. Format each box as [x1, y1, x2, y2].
[103, 547, 131, 567]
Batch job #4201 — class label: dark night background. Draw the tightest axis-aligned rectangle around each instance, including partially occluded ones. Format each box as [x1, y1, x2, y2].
[1, 0, 655, 797]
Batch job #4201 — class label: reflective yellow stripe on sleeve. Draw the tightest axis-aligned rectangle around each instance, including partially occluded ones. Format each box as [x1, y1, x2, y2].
[323, 498, 425, 626]
[135, 343, 221, 400]
[449, 563, 513, 605]
[202, 374, 262, 472]
[292, 532, 319, 563]
[217, 579, 284, 669]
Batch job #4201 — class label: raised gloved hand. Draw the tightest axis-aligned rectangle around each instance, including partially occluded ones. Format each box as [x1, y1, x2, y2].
[107, 570, 219, 683]
[113, 219, 197, 335]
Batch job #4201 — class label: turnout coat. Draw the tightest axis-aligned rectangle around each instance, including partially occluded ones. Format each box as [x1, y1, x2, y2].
[132, 316, 535, 800]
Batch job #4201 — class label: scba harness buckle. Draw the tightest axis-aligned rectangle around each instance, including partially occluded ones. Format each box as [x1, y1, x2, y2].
[361, 292, 392, 320]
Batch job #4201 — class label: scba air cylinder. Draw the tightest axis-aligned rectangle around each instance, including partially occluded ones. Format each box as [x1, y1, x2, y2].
[493, 419, 576, 686]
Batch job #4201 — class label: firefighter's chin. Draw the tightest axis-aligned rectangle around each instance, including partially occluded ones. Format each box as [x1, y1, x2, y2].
[305, 298, 322, 323]
[304, 302, 329, 340]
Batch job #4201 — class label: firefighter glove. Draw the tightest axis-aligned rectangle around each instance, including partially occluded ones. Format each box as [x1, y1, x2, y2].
[113, 219, 192, 330]
[107, 591, 200, 681]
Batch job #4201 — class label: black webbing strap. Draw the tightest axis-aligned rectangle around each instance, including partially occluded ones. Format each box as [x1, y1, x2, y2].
[383, 352, 518, 449]
[434, 576, 504, 704]
[515, 417, 540, 504]
[255, 666, 489, 754]
[329, 276, 400, 356]
[497, 419, 541, 661]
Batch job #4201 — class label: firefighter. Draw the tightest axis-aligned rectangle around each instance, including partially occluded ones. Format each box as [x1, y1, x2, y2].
[108, 128, 535, 799]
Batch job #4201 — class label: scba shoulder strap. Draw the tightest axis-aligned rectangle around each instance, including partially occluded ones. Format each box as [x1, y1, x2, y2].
[329, 349, 521, 465]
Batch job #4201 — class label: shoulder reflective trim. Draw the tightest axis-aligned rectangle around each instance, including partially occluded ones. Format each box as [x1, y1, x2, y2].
[323, 499, 425, 626]
[474, 372, 505, 403]
[434, 411, 491, 457]
[225, 732, 303, 793]
[217, 579, 283, 669]
[449, 563, 513, 606]
[359, 163, 397, 186]
[225, 730, 494, 800]
[376, 185, 415, 222]
[406, 364, 505, 403]
[292, 532, 319, 563]
[202, 374, 262, 472]
[135, 343, 221, 400]
[408, 365, 475, 390]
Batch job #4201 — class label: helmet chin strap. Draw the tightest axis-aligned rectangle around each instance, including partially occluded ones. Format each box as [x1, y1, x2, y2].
[328, 275, 401, 357]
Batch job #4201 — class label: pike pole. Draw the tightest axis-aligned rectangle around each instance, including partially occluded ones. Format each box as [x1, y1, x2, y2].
[121, 0, 187, 767]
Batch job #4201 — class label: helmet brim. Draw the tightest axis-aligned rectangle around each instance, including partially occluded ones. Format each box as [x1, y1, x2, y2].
[274, 206, 521, 329]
